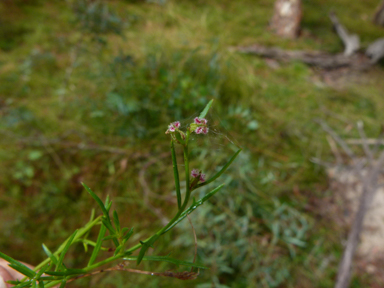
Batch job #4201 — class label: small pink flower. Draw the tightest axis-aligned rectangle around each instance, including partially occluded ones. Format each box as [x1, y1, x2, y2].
[195, 126, 209, 134]
[167, 121, 180, 132]
[168, 124, 176, 132]
[194, 117, 207, 125]
[199, 173, 206, 182]
[191, 169, 199, 178]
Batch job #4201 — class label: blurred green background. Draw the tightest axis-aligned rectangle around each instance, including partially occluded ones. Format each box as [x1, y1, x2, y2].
[1, 0, 384, 287]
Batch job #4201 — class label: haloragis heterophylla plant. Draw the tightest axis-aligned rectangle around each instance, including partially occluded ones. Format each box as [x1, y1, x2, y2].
[0, 100, 242, 287]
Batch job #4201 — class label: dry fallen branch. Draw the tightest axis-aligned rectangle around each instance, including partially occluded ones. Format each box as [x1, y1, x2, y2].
[234, 11, 384, 69]
[335, 150, 384, 288]
[329, 12, 360, 56]
[68, 262, 199, 284]
[315, 120, 384, 288]
[234, 44, 372, 70]
[346, 139, 384, 145]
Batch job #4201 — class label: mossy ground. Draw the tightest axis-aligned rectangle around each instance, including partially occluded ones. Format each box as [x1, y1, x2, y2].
[1, 0, 384, 287]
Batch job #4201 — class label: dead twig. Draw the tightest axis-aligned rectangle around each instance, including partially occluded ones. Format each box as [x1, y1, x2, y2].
[67, 262, 199, 284]
[314, 119, 356, 160]
[327, 135, 343, 166]
[329, 12, 360, 56]
[346, 139, 384, 145]
[356, 121, 374, 162]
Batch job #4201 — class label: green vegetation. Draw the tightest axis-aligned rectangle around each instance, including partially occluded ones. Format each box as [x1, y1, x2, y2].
[1, 0, 384, 287]
[0, 101, 241, 287]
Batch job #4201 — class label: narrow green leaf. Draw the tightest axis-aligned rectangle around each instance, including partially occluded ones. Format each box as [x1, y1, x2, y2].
[82, 210, 96, 252]
[0, 251, 36, 278]
[82, 183, 108, 217]
[199, 99, 214, 119]
[102, 235, 117, 241]
[104, 195, 110, 208]
[38, 280, 45, 288]
[36, 263, 50, 278]
[162, 184, 225, 234]
[122, 227, 134, 242]
[59, 279, 67, 288]
[42, 244, 58, 266]
[196, 149, 242, 189]
[113, 210, 120, 233]
[182, 145, 190, 207]
[8, 264, 36, 279]
[46, 269, 85, 276]
[106, 201, 112, 213]
[75, 239, 95, 246]
[101, 218, 119, 247]
[89, 209, 95, 222]
[121, 227, 130, 233]
[114, 245, 124, 256]
[66, 269, 86, 274]
[136, 234, 160, 265]
[124, 255, 208, 269]
[7, 280, 32, 288]
[171, 141, 181, 209]
[7, 280, 22, 285]
[101, 218, 115, 234]
[38, 277, 59, 281]
[56, 230, 78, 272]
[88, 224, 107, 267]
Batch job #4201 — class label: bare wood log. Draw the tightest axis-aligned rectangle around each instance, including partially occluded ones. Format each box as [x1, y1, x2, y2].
[234, 44, 372, 70]
[373, 1, 384, 26]
[270, 0, 302, 38]
[329, 12, 360, 56]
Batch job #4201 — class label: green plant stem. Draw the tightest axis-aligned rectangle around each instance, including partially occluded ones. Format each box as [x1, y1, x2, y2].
[43, 254, 124, 288]
[182, 145, 190, 208]
[171, 140, 181, 209]
[34, 216, 102, 272]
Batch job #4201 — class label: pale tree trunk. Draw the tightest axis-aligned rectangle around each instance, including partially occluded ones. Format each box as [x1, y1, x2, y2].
[373, 1, 384, 26]
[270, 0, 302, 39]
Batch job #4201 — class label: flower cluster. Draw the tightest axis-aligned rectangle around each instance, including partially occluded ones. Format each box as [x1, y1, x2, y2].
[191, 169, 206, 182]
[166, 121, 180, 133]
[193, 117, 208, 135]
